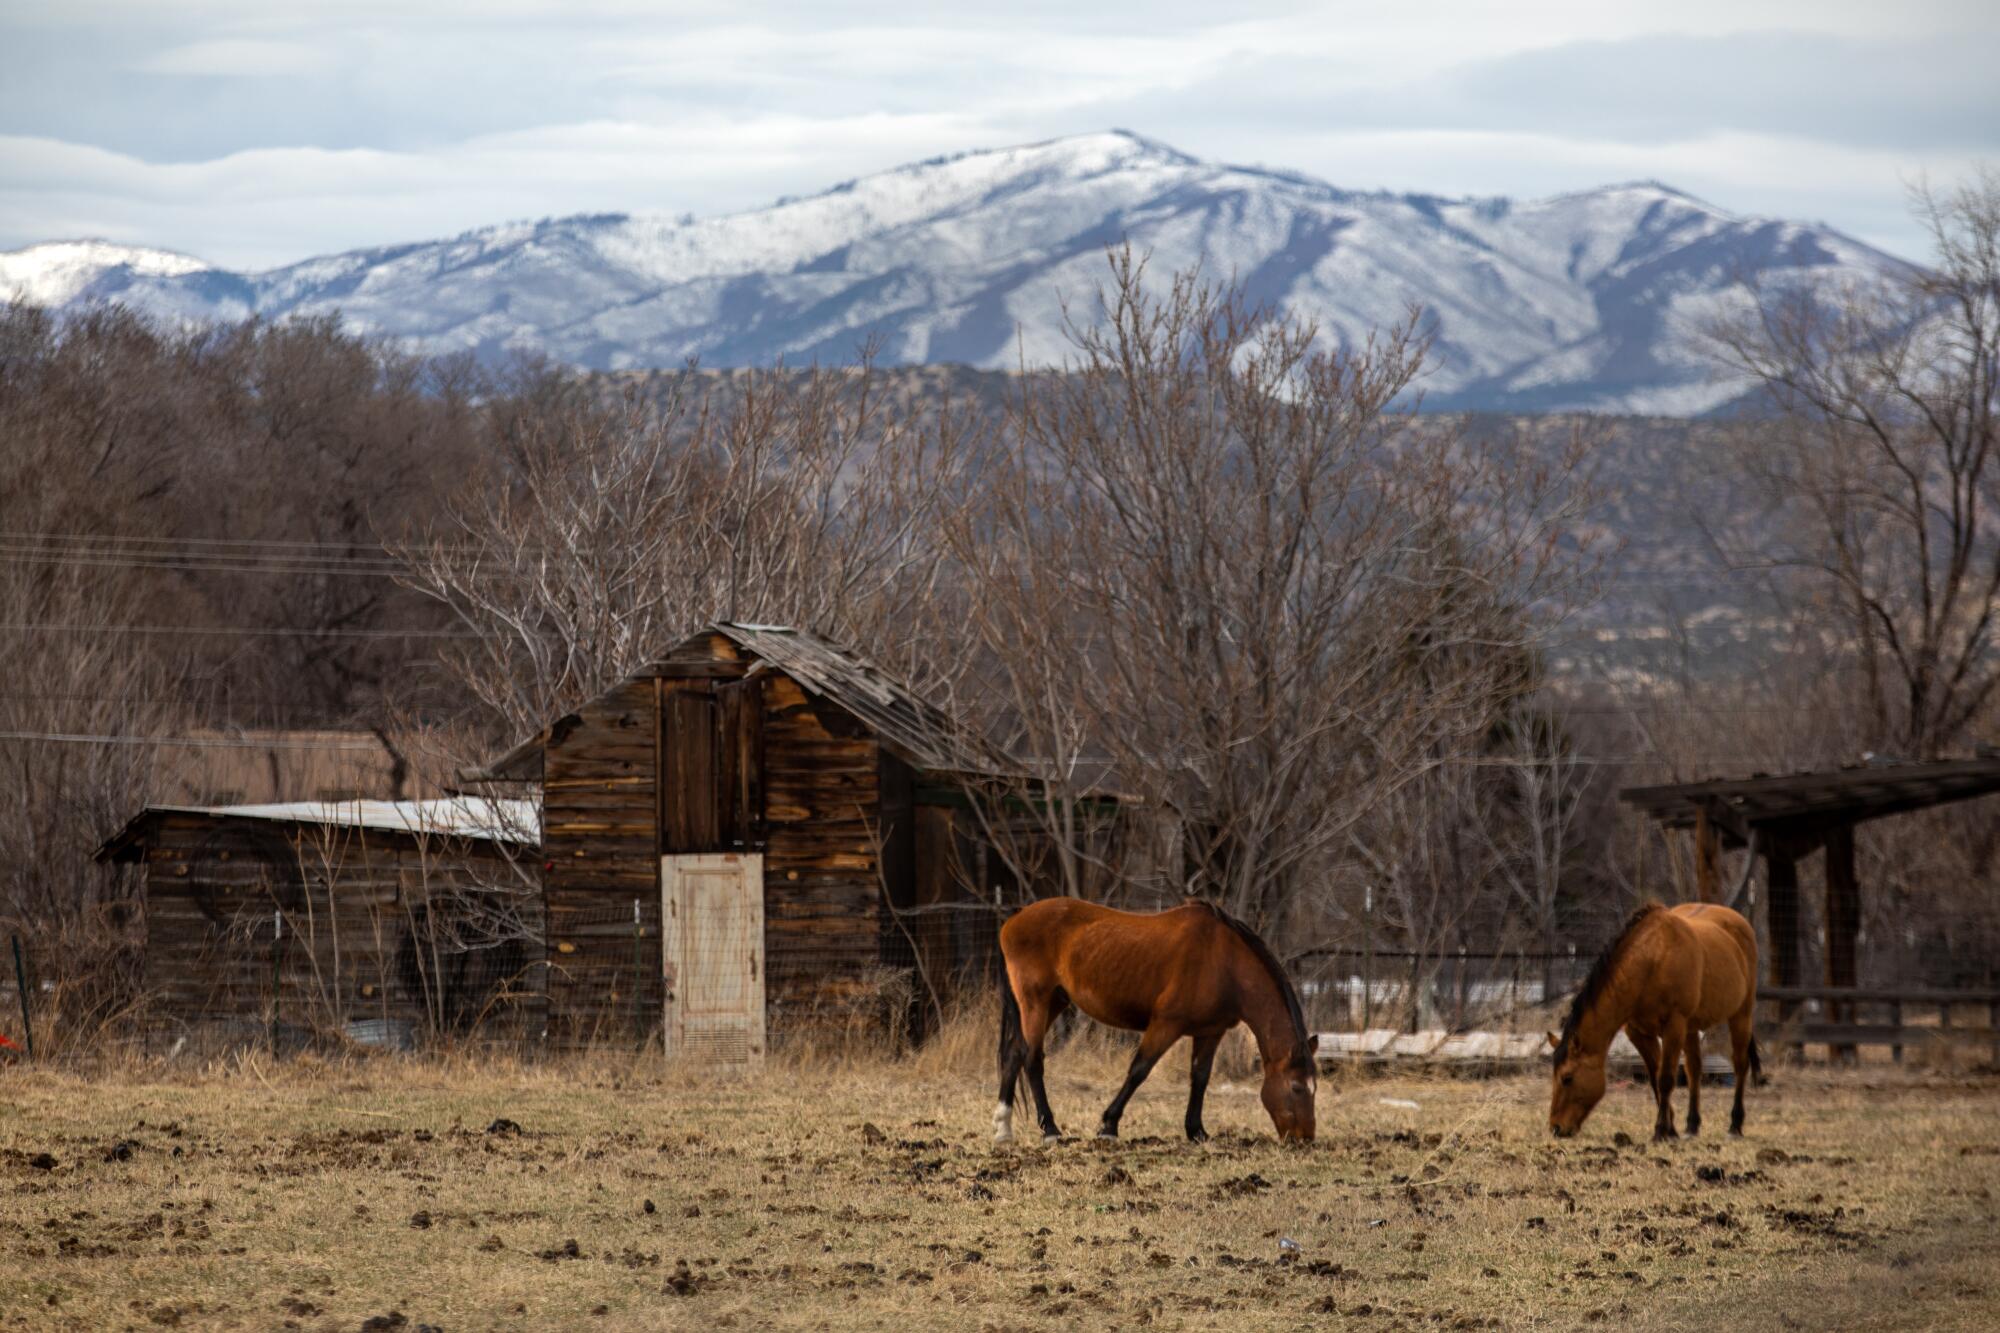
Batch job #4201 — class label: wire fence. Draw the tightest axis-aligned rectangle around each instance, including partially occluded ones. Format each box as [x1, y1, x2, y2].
[1291, 947, 1596, 1036]
[9, 889, 1995, 1065]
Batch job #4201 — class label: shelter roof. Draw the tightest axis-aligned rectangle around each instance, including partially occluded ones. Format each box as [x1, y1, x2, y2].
[1619, 756, 2000, 845]
[96, 797, 539, 862]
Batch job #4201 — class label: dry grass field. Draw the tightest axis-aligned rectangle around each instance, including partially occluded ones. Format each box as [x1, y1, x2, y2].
[0, 1026, 1994, 1332]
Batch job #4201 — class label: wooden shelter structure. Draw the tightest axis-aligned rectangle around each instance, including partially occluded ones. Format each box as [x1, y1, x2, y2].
[98, 798, 539, 1047]
[1620, 757, 2000, 1054]
[471, 623, 1075, 1056]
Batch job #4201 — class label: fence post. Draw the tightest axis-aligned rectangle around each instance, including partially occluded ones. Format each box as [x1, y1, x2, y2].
[1891, 998, 1903, 1064]
[632, 898, 644, 1045]
[270, 911, 283, 1053]
[1361, 885, 1374, 1032]
[1454, 945, 1467, 1030]
[10, 935, 32, 1060]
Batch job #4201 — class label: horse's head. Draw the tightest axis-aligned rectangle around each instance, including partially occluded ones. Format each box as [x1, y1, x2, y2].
[1261, 1037, 1319, 1142]
[1546, 1031, 1607, 1137]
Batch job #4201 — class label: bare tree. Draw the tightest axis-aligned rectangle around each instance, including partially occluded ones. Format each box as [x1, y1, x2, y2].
[1705, 169, 2000, 759]
[396, 359, 974, 747]
[947, 251, 1596, 931]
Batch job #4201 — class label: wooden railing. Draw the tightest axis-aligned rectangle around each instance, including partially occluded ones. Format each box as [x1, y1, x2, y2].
[1759, 985, 2000, 1062]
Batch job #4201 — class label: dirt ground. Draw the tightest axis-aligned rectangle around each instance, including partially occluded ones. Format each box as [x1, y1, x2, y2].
[0, 1042, 1994, 1332]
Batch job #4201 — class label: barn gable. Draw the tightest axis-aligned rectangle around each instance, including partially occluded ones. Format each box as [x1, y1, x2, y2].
[490, 623, 1025, 1047]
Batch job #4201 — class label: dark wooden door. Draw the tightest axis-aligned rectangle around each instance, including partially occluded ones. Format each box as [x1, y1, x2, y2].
[659, 678, 765, 855]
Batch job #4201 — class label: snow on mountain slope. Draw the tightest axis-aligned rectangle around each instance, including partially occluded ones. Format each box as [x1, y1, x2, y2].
[0, 132, 1912, 414]
[0, 240, 214, 309]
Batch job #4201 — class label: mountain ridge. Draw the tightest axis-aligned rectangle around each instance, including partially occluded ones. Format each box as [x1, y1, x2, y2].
[0, 130, 1911, 414]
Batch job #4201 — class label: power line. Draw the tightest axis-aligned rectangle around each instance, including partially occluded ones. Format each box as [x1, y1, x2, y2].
[0, 730, 385, 751]
[0, 621, 480, 640]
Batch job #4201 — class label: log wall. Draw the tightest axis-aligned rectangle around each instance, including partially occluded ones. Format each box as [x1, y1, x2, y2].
[539, 632, 908, 1043]
[542, 676, 662, 1042]
[137, 813, 532, 1041]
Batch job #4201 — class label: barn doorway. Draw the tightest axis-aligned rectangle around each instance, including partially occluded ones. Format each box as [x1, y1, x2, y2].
[660, 853, 765, 1068]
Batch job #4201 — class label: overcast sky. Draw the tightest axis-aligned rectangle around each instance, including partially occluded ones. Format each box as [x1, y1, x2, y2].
[3, 1, 1996, 269]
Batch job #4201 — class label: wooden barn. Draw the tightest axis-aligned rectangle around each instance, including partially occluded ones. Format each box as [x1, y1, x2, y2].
[470, 623, 1059, 1058]
[97, 798, 540, 1047]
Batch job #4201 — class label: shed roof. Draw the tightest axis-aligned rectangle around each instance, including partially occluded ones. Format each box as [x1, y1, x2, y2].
[1619, 757, 2000, 846]
[469, 622, 1018, 782]
[97, 796, 539, 862]
[712, 623, 1013, 777]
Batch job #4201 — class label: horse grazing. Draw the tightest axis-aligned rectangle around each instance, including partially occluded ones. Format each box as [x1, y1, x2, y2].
[1548, 902, 1761, 1141]
[995, 897, 1318, 1144]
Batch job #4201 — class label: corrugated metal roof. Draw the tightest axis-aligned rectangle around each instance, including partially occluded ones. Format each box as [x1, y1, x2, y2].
[97, 797, 539, 861]
[707, 623, 1017, 776]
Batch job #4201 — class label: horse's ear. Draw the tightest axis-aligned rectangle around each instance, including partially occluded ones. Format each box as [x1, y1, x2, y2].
[1307, 1034, 1319, 1055]
[1546, 1032, 1559, 1050]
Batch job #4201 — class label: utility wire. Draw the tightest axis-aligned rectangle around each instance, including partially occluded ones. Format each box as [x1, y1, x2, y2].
[0, 730, 385, 750]
[0, 621, 479, 640]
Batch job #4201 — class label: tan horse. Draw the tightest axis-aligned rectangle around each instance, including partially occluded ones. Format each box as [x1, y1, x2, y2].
[996, 898, 1318, 1143]
[1548, 902, 1761, 1140]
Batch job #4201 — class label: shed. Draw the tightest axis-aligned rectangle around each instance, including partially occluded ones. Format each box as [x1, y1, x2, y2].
[471, 623, 1062, 1057]
[1621, 756, 2000, 1054]
[97, 797, 540, 1046]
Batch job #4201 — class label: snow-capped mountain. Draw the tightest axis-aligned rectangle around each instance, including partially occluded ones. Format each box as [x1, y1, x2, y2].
[0, 131, 1911, 414]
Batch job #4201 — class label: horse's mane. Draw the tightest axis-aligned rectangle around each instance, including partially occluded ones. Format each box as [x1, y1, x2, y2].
[1197, 900, 1310, 1058]
[1554, 901, 1666, 1064]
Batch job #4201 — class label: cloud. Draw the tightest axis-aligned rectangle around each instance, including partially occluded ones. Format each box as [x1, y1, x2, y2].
[134, 39, 337, 78]
[1446, 31, 2000, 152]
[0, 111, 1007, 266]
[1, 3, 1996, 267]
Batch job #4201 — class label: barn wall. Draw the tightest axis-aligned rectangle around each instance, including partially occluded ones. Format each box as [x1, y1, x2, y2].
[541, 676, 663, 1042]
[760, 673, 888, 1034]
[138, 813, 532, 1041]
[536, 631, 1013, 1046]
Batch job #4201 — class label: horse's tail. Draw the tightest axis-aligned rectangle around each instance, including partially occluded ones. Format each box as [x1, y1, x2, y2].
[1747, 1036, 1763, 1085]
[997, 967, 1025, 1099]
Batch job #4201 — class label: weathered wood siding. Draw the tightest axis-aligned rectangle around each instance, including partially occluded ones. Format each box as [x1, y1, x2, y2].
[542, 676, 662, 1042]
[137, 813, 531, 1039]
[760, 672, 887, 1032]
[539, 631, 900, 1042]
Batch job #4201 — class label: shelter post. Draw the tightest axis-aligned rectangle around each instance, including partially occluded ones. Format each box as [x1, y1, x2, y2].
[1764, 843, 1803, 1053]
[1693, 807, 1721, 903]
[1823, 824, 1861, 1063]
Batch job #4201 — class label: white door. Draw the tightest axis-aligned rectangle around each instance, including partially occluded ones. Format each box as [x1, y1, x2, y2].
[661, 853, 765, 1068]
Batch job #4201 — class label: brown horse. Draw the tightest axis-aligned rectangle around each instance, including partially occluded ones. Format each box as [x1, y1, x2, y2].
[1548, 902, 1761, 1140]
[995, 897, 1318, 1143]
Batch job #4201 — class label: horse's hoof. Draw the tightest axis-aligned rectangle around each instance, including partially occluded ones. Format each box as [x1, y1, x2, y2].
[1041, 1133, 1062, 1145]
[994, 1130, 1013, 1143]
[1096, 1129, 1118, 1140]
[1654, 1127, 1678, 1142]
[1186, 1130, 1209, 1144]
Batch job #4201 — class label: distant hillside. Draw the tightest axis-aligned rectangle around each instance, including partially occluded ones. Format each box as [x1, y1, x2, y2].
[0, 131, 1911, 415]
